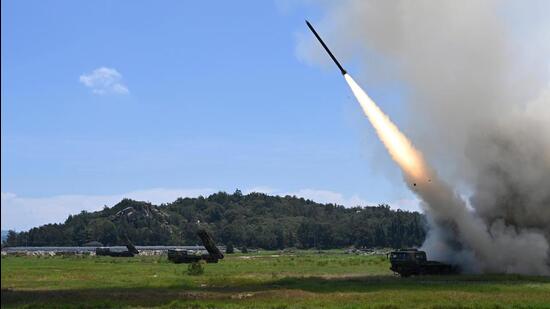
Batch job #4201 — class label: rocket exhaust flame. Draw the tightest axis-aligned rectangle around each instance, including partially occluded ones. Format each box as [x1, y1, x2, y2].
[344, 74, 429, 183]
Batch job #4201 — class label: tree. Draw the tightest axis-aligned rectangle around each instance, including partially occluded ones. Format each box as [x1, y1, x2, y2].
[226, 242, 234, 254]
[4, 193, 426, 249]
[5, 230, 18, 247]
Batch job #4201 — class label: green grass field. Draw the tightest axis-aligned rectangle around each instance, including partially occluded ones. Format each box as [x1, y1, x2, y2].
[2, 251, 550, 308]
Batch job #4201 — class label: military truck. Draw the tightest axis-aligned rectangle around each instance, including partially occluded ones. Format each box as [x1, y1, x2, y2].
[389, 248, 459, 277]
[167, 229, 224, 264]
[95, 237, 139, 257]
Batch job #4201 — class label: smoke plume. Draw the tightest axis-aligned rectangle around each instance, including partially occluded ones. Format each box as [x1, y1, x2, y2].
[298, 0, 550, 274]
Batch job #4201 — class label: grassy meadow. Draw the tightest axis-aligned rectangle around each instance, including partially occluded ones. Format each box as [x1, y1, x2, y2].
[2, 250, 550, 308]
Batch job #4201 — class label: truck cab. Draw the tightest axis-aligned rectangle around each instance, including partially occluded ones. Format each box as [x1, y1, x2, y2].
[389, 249, 424, 276]
[390, 249, 426, 263]
[389, 249, 458, 277]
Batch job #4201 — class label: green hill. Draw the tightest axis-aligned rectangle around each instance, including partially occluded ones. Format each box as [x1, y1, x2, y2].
[3, 190, 425, 249]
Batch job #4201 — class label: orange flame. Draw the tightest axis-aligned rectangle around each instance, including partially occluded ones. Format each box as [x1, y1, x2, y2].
[345, 74, 429, 183]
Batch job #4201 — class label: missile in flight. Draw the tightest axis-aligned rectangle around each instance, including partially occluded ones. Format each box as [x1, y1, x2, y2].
[305, 20, 347, 75]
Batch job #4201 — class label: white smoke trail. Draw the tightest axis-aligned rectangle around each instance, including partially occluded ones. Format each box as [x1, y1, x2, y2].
[299, 0, 550, 275]
[344, 74, 429, 182]
[345, 73, 550, 274]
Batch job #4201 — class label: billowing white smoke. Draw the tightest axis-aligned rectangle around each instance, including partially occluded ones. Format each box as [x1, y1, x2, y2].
[297, 0, 550, 274]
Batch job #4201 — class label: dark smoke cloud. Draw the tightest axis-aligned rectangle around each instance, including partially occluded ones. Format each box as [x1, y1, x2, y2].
[296, 0, 550, 274]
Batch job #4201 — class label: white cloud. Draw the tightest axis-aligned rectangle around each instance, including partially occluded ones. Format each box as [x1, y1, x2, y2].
[244, 186, 276, 195]
[79, 67, 129, 95]
[1, 187, 421, 232]
[1, 188, 215, 231]
[388, 198, 422, 213]
[284, 188, 369, 207]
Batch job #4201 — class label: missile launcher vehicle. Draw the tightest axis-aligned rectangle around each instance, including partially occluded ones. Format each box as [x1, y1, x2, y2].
[167, 229, 224, 264]
[95, 237, 139, 257]
[389, 249, 459, 277]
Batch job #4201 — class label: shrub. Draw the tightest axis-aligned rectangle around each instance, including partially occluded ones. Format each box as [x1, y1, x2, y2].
[187, 261, 205, 276]
[226, 243, 234, 254]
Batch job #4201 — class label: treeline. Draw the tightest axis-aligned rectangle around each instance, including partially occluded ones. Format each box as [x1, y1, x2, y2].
[3, 190, 426, 249]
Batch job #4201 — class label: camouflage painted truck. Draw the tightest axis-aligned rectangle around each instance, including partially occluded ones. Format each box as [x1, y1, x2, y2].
[95, 236, 140, 257]
[389, 248, 459, 277]
[167, 229, 224, 264]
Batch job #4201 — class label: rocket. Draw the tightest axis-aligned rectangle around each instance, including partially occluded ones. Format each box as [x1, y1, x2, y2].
[305, 20, 347, 75]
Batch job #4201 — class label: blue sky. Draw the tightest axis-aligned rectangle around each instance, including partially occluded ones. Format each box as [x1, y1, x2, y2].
[1, 1, 418, 231]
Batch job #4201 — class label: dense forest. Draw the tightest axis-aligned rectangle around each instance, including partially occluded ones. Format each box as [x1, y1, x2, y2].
[3, 190, 426, 249]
